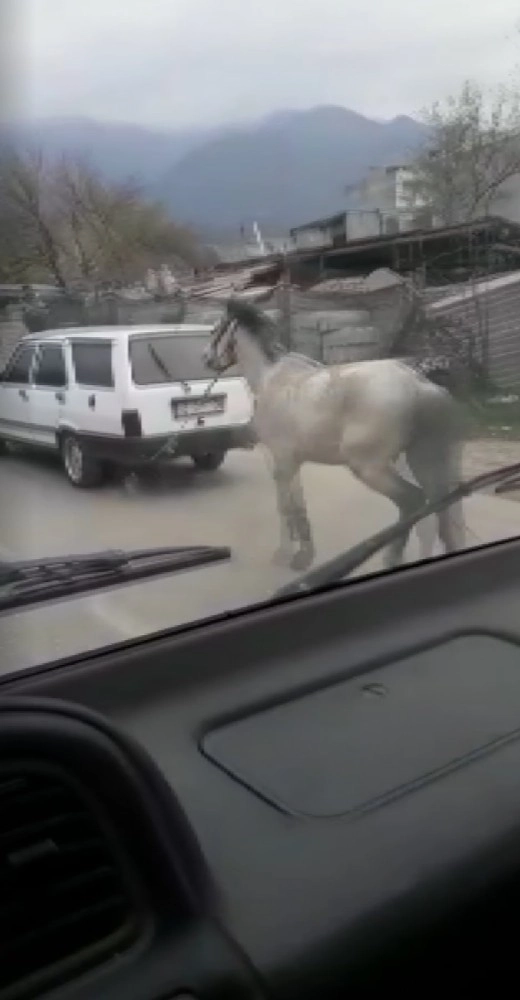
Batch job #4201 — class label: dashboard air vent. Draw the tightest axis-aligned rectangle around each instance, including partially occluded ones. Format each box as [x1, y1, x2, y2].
[0, 763, 142, 999]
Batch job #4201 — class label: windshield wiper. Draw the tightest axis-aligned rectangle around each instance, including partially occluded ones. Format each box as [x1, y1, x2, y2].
[147, 343, 190, 392]
[0, 544, 231, 612]
[274, 461, 520, 599]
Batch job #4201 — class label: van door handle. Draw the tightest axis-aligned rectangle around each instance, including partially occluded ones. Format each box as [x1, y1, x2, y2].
[18, 389, 28, 401]
[88, 394, 96, 409]
[55, 391, 65, 404]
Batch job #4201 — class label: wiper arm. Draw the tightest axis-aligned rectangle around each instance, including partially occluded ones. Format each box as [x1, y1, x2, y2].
[274, 461, 520, 599]
[0, 544, 231, 612]
[147, 343, 190, 392]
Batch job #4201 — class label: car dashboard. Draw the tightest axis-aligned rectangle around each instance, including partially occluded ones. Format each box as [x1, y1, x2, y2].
[1, 535, 520, 999]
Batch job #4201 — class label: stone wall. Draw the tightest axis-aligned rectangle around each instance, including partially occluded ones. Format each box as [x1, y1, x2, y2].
[0, 312, 27, 366]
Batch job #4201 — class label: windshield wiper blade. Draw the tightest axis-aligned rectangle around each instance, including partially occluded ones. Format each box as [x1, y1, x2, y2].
[0, 544, 231, 612]
[274, 461, 520, 599]
[147, 343, 190, 392]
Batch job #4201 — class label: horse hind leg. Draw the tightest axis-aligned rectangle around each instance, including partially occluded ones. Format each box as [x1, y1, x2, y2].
[348, 458, 425, 568]
[396, 453, 437, 560]
[406, 441, 466, 556]
[438, 501, 465, 553]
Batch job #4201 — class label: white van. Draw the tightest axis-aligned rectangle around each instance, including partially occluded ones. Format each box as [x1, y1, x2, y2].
[0, 325, 254, 487]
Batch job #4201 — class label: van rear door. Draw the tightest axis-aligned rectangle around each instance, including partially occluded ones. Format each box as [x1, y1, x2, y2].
[127, 331, 253, 437]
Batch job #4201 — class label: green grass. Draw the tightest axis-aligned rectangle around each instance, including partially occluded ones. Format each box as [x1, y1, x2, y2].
[463, 392, 520, 440]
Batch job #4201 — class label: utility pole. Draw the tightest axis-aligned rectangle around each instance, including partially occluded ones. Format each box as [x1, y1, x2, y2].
[252, 221, 267, 256]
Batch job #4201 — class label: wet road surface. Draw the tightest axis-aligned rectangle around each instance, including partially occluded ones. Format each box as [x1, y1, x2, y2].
[1, 446, 519, 674]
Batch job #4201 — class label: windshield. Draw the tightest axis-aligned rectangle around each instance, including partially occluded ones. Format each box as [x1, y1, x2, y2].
[129, 333, 239, 384]
[2, 0, 520, 674]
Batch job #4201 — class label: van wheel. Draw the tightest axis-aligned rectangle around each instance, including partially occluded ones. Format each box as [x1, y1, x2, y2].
[61, 434, 105, 488]
[191, 450, 226, 472]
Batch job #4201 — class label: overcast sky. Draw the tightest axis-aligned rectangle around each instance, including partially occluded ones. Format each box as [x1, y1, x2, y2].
[4, 0, 520, 128]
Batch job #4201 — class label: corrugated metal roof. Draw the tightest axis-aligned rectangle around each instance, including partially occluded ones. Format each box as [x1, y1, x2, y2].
[318, 215, 520, 259]
[290, 212, 347, 235]
[429, 269, 520, 311]
[306, 277, 366, 295]
[183, 262, 277, 302]
[308, 268, 404, 297]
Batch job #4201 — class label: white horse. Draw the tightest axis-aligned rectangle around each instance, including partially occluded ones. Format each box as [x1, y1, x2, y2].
[204, 297, 466, 571]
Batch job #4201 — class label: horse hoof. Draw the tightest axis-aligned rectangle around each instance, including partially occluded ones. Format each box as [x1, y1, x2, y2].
[290, 549, 314, 572]
[272, 547, 293, 568]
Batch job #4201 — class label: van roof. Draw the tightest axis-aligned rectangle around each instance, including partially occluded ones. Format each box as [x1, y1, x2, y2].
[22, 324, 214, 343]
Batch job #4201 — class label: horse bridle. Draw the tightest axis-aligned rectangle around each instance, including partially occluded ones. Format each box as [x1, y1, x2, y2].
[202, 285, 276, 396]
[201, 313, 238, 397]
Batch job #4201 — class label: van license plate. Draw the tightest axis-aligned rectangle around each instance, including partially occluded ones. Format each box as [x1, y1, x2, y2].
[173, 396, 225, 418]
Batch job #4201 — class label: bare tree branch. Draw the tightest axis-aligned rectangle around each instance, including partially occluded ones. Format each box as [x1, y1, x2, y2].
[409, 80, 520, 225]
[0, 150, 210, 288]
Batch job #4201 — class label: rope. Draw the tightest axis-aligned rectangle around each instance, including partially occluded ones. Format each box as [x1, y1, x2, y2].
[143, 317, 236, 463]
[201, 373, 221, 398]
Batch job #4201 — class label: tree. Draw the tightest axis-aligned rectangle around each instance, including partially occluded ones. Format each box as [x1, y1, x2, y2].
[0, 150, 69, 286]
[0, 150, 209, 287]
[409, 80, 520, 225]
[53, 158, 208, 284]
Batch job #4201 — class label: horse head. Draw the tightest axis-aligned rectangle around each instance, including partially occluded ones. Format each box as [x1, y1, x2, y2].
[204, 291, 284, 373]
[203, 302, 240, 373]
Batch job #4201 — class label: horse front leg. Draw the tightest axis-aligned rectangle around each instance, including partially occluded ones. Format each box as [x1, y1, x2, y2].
[272, 465, 315, 571]
[288, 469, 315, 571]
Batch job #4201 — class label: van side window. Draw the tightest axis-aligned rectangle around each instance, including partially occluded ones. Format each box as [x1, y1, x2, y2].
[71, 342, 114, 388]
[3, 345, 36, 384]
[34, 345, 67, 387]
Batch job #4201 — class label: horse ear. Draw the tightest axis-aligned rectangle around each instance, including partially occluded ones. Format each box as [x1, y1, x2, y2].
[226, 295, 248, 322]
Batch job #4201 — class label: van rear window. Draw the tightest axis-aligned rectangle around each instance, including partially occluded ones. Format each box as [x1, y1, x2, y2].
[129, 334, 239, 385]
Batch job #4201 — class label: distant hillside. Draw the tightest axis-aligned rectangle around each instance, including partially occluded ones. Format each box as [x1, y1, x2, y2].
[157, 106, 427, 231]
[1, 108, 427, 233]
[0, 117, 219, 187]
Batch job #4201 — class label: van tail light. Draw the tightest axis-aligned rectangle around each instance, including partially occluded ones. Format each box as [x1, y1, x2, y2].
[121, 410, 142, 437]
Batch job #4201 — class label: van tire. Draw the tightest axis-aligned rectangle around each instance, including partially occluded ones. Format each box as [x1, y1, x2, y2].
[60, 433, 105, 488]
[191, 450, 226, 472]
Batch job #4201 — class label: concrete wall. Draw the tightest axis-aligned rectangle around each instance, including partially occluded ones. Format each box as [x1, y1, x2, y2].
[348, 165, 429, 233]
[292, 227, 333, 250]
[269, 272, 406, 363]
[0, 313, 27, 366]
[357, 164, 520, 230]
[345, 211, 381, 241]
[351, 165, 520, 229]
[293, 270, 411, 356]
[358, 167, 398, 213]
[292, 316, 380, 364]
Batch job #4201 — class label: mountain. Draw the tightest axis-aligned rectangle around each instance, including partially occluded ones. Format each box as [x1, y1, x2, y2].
[0, 117, 219, 187]
[1, 107, 427, 233]
[156, 106, 427, 232]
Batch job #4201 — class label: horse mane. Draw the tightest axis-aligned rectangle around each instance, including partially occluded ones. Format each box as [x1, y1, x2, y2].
[287, 351, 323, 369]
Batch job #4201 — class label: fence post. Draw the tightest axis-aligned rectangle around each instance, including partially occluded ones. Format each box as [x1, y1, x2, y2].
[318, 321, 325, 363]
[279, 254, 292, 350]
